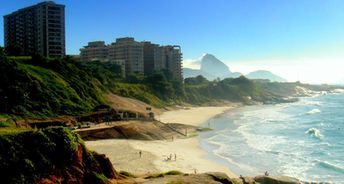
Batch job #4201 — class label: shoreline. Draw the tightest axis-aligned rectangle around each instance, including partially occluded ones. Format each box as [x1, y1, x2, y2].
[86, 105, 238, 177]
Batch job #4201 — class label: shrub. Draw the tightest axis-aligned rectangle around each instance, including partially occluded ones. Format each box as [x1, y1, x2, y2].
[165, 170, 184, 175]
[119, 170, 136, 178]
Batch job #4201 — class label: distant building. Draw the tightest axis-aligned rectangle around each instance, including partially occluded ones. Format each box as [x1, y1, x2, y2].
[142, 41, 166, 75]
[4, 1, 65, 58]
[108, 37, 144, 75]
[164, 45, 183, 80]
[79, 37, 183, 79]
[80, 41, 108, 62]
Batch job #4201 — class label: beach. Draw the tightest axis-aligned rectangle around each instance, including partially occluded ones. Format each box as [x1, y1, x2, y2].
[86, 106, 237, 177]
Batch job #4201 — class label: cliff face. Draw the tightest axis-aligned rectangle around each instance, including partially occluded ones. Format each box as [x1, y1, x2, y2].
[0, 127, 118, 184]
[38, 145, 118, 184]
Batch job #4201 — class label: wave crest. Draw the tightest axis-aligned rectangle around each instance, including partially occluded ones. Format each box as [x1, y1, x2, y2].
[305, 128, 323, 139]
[306, 108, 321, 115]
[318, 160, 344, 174]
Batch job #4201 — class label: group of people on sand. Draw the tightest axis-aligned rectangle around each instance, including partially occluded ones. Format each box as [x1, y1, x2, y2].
[165, 153, 177, 161]
[138, 150, 177, 162]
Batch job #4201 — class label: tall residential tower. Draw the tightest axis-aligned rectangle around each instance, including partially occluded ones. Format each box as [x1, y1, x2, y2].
[4, 1, 65, 57]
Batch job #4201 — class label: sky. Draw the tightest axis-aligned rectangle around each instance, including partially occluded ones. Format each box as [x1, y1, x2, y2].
[1, 0, 344, 84]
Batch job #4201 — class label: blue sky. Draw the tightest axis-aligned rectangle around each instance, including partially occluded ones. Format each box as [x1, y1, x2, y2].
[1, 0, 344, 83]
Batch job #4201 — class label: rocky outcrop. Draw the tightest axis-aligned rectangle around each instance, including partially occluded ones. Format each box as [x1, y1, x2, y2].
[76, 121, 197, 141]
[254, 175, 301, 184]
[93, 152, 118, 179]
[138, 172, 301, 184]
[37, 140, 119, 184]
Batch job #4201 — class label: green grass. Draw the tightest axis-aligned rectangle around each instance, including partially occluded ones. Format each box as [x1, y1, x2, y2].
[112, 83, 167, 108]
[164, 170, 184, 176]
[145, 173, 165, 179]
[167, 181, 186, 184]
[145, 170, 184, 179]
[0, 127, 31, 135]
[0, 114, 12, 127]
[119, 170, 137, 178]
[0, 121, 12, 127]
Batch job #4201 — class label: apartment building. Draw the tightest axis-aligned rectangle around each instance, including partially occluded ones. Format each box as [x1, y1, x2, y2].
[80, 41, 108, 61]
[79, 38, 183, 79]
[108, 37, 144, 75]
[4, 1, 65, 57]
[142, 41, 166, 75]
[164, 45, 183, 80]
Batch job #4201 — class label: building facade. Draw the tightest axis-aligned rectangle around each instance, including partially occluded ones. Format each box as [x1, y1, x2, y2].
[79, 38, 183, 79]
[164, 45, 183, 80]
[108, 37, 144, 75]
[80, 41, 108, 61]
[142, 41, 167, 75]
[4, 1, 65, 58]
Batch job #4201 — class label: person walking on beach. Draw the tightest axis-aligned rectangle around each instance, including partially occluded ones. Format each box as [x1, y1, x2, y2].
[174, 153, 177, 161]
[264, 171, 269, 176]
[139, 150, 142, 158]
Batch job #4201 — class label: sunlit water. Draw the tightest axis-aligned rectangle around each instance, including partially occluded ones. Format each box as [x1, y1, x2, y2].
[200, 93, 344, 183]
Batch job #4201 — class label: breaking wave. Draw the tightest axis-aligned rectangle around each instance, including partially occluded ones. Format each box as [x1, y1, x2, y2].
[306, 109, 321, 115]
[305, 128, 323, 139]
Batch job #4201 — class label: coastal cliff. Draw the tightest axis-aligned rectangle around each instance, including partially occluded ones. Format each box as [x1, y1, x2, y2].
[0, 127, 118, 184]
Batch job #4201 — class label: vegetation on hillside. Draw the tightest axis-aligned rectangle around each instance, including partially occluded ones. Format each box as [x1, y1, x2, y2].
[0, 53, 106, 118]
[184, 75, 264, 104]
[0, 127, 115, 184]
[1, 47, 334, 119]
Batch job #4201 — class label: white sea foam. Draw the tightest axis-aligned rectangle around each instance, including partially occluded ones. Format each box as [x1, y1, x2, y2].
[235, 125, 288, 153]
[305, 128, 323, 139]
[304, 101, 321, 106]
[199, 93, 344, 183]
[306, 108, 321, 115]
[332, 89, 344, 94]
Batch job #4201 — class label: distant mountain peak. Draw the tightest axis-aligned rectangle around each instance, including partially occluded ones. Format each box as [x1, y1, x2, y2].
[183, 53, 243, 80]
[200, 53, 231, 76]
[201, 53, 216, 59]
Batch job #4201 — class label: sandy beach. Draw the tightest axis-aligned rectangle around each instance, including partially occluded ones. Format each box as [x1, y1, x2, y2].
[86, 106, 237, 177]
[158, 106, 237, 126]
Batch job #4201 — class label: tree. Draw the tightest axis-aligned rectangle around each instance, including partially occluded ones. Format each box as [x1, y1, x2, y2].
[145, 71, 174, 98]
[184, 75, 209, 85]
[125, 73, 145, 83]
[4, 45, 24, 56]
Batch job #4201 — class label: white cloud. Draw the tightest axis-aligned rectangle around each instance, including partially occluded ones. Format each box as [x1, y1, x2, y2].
[183, 54, 344, 84]
[226, 57, 344, 84]
[183, 59, 201, 69]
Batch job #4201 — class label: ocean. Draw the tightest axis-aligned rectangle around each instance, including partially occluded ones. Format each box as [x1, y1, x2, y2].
[200, 93, 344, 183]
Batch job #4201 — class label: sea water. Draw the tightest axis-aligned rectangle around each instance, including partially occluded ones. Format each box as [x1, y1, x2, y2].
[200, 93, 344, 183]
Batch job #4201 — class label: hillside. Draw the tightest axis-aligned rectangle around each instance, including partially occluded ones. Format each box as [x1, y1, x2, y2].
[183, 68, 216, 80]
[246, 70, 287, 82]
[0, 51, 170, 118]
[1, 49, 339, 121]
[0, 127, 118, 183]
[0, 52, 271, 119]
